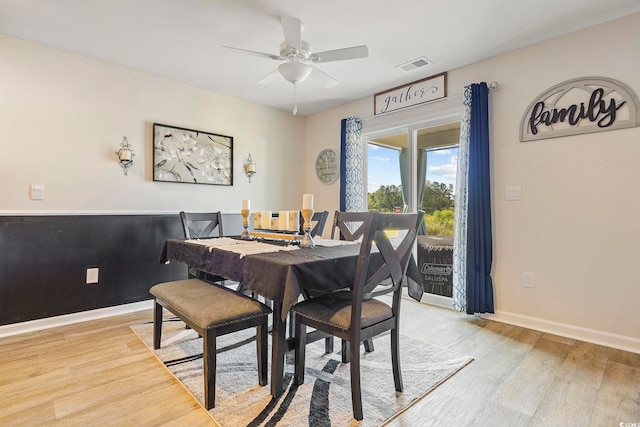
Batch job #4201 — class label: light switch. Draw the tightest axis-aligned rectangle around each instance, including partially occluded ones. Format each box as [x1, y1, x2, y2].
[30, 184, 45, 200]
[505, 186, 521, 201]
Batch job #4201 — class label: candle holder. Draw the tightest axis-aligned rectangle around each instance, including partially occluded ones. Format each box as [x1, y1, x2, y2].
[244, 154, 256, 183]
[240, 209, 251, 240]
[115, 136, 135, 176]
[299, 208, 315, 248]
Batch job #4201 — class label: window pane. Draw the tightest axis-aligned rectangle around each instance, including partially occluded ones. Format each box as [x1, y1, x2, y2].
[367, 142, 403, 213]
[422, 146, 457, 236]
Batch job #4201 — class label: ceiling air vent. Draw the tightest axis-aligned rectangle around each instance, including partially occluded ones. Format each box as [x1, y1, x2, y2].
[397, 56, 432, 72]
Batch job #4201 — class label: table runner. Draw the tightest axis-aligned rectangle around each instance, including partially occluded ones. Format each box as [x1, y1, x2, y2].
[185, 237, 299, 257]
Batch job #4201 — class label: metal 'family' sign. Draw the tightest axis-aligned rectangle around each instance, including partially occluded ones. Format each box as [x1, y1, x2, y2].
[520, 77, 639, 142]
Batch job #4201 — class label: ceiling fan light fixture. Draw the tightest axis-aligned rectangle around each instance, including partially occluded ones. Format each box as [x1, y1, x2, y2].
[278, 61, 312, 84]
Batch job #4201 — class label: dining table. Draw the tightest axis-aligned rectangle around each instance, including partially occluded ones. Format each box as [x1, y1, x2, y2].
[159, 236, 424, 398]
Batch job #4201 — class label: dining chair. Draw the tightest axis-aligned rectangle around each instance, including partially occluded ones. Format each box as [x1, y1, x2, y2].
[289, 209, 332, 350]
[293, 210, 424, 420]
[179, 211, 243, 292]
[330, 210, 376, 357]
[299, 210, 330, 237]
[180, 211, 224, 281]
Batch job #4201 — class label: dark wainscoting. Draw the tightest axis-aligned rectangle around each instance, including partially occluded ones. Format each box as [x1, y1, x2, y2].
[0, 214, 241, 326]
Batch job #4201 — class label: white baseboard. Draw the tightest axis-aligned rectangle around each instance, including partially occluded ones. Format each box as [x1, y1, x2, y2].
[481, 310, 640, 355]
[419, 293, 453, 309]
[0, 300, 154, 338]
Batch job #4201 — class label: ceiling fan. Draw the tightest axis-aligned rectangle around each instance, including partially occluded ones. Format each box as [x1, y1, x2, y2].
[223, 15, 369, 113]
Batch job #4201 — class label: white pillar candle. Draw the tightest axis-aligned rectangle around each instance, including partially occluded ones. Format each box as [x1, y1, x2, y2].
[261, 211, 272, 229]
[253, 211, 262, 229]
[302, 194, 314, 210]
[288, 211, 300, 232]
[119, 149, 132, 161]
[278, 211, 289, 230]
[242, 199, 250, 210]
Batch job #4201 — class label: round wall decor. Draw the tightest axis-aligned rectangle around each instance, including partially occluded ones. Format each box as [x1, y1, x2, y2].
[314, 149, 339, 184]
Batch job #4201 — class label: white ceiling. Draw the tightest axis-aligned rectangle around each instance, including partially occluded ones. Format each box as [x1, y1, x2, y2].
[1, 0, 639, 116]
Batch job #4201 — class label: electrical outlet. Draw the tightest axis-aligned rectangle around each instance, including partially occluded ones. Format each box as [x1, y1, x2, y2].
[523, 272, 534, 288]
[86, 268, 99, 284]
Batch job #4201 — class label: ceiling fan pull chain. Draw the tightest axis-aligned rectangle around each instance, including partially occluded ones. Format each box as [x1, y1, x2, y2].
[293, 83, 298, 115]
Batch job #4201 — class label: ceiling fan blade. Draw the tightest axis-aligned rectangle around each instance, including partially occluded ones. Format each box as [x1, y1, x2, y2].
[309, 65, 338, 88]
[281, 15, 302, 50]
[257, 69, 280, 84]
[311, 45, 369, 63]
[222, 46, 281, 60]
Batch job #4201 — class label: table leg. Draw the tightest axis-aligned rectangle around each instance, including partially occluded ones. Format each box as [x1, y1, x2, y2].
[270, 300, 286, 397]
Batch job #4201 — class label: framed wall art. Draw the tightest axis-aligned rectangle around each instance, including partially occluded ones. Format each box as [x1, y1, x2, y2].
[153, 123, 233, 185]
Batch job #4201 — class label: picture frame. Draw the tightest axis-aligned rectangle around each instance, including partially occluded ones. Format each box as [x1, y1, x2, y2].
[153, 123, 233, 185]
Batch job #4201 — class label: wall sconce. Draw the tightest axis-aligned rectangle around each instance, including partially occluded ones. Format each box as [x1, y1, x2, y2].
[115, 136, 135, 175]
[244, 154, 256, 183]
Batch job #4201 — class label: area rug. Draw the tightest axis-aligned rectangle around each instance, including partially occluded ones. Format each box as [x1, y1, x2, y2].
[131, 319, 472, 426]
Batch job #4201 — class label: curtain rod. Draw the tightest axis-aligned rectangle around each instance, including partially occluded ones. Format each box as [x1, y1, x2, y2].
[362, 81, 499, 121]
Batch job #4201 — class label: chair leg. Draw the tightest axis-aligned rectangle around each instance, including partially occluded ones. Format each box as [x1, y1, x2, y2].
[203, 329, 217, 410]
[342, 338, 373, 361]
[349, 340, 363, 421]
[325, 336, 334, 354]
[257, 321, 268, 386]
[341, 339, 350, 363]
[391, 328, 403, 392]
[294, 315, 307, 385]
[363, 338, 375, 353]
[153, 301, 163, 349]
[235, 282, 255, 299]
[287, 311, 295, 339]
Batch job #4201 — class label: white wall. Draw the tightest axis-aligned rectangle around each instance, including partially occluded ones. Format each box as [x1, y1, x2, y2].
[0, 35, 306, 214]
[306, 12, 640, 352]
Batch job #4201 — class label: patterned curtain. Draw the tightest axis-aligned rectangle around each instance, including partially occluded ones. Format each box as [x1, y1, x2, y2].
[453, 82, 494, 314]
[340, 117, 366, 212]
[452, 88, 471, 312]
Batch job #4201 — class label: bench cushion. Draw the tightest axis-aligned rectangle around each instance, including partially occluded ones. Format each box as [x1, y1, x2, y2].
[150, 279, 271, 329]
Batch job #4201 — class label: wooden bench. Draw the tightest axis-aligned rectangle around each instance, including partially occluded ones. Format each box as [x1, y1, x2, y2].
[150, 278, 272, 409]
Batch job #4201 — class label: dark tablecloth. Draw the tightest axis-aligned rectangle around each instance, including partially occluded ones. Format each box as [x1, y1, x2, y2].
[160, 239, 423, 320]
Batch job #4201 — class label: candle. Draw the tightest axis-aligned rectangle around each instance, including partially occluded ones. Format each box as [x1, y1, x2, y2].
[254, 211, 262, 229]
[288, 210, 300, 232]
[119, 149, 132, 161]
[242, 199, 250, 210]
[246, 163, 256, 173]
[302, 194, 314, 210]
[261, 211, 272, 229]
[278, 211, 289, 230]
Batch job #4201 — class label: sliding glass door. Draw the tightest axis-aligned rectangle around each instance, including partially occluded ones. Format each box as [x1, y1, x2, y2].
[365, 122, 460, 308]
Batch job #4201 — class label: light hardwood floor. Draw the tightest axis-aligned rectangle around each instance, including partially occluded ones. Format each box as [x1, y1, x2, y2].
[1, 298, 638, 426]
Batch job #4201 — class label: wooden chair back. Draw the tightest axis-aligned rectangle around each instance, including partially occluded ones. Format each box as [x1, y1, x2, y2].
[352, 211, 424, 307]
[330, 211, 369, 241]
[307, 210, 329, 237]
[180, 211, 224, 239]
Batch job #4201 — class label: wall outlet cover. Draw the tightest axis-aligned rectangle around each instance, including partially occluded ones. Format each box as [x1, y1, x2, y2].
[86, 268, 99, 284]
